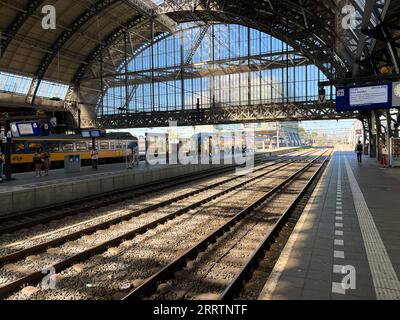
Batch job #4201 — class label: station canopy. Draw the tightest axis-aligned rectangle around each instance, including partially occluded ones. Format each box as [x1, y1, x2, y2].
[0, 0, 399, 117]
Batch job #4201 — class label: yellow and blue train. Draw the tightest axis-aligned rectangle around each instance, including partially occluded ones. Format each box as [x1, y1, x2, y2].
[10, 132, 139, 172]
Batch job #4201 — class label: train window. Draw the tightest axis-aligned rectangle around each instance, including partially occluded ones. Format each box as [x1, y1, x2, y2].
[100, 142, 109, 150]
[13, 143, 25, 153]
[28, 142, 42, 151]
[46, 143, 60, 152]
[110, 142, 115, 150]
[62, 143, 75, 151]
[76, 142, 88, 151]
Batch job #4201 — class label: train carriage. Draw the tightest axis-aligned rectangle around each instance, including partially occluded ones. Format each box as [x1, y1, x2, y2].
[10, 132, 138, 172]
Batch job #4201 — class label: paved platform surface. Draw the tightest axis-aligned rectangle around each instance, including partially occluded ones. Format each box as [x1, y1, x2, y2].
[259, 150, 400, 300]
[0, 161, 147, 192]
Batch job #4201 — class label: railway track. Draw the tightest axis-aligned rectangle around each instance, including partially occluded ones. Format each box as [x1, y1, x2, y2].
[0, 152, 279, 234]
[121, 149, 331, 300]
[0, 150, 315, 299]
[0, 150, 313, 261]
[0, 165, 241, 234]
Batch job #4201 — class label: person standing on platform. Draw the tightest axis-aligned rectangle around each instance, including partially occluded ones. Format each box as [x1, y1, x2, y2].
[33, 150, 43, 177]
[355, 140, 363, 164]
[133, 142, 139, 166]
[0, 150, 4, 183]
[91, 147, 99, 170]
[42, 149, 51, 176]
[126, 148, 133, 169]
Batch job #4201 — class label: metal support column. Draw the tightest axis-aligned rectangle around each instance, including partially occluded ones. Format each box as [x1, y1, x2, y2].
[145, 133, 149, 165]
[361, 118, 369, 155]
[3, 119, 12, 180]
[369, 112, 377, 158]
[211, 24, 215, 108]
[386, 109, 393, 160]
[375, 111, 383, 160]
[151, 21, 155, 112]
[100, 51, 104, 116]
[124, 32, 129, 113]
[247, 27, 251, 105]
[180, 29, 185, 110]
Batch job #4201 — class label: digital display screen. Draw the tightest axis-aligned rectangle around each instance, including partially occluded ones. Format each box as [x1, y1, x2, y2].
[336, 83, 393, 111]
[17, 123, 34, 135]
[81, 131, 91, 138]
[350, 85, 389, 106]
[90, 130, 101, 138]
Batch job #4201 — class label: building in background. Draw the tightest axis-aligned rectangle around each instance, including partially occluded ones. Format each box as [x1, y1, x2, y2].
[348, 120, 364, 148]
[242, 122, 302, 149]
[110, 121, 303, 153]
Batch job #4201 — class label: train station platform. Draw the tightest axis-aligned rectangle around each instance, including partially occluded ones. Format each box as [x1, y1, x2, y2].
[259, 150, 400, 300]
[0, 148, 300, 216]
[0, 161, 223, 216]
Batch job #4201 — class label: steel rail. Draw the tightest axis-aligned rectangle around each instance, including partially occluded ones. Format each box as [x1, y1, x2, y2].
[0, 150, 303, 233]
[0, 163, 237, 226]
[122, 150, 327, 300]
[219, 150, 332, 300]
[0, 152, 315, 299]
[0, 151, 312, 268]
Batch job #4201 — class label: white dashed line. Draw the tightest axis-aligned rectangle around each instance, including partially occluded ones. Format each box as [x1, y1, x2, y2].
[332, 155, 347, 295]
[333, 265, 346, 273]
[334, 251, 345, 259]
[332, 282, 346, 295]
[335, 239, 344, 246]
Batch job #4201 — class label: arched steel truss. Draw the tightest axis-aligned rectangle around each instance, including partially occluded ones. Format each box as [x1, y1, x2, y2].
[1, 0, 399, 129]
[96, 101, 361, 129]
[0, 0, 46, 57]
[82, 22, 355, 128]
[27, 0, 120, 105]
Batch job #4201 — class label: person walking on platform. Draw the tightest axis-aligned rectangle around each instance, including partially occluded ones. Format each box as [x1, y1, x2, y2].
[0, 150, 4, 183]
[33, 150, 43, 177]
[41, 149, 51, 176]
[355, 140, 363, 164]
[91, 147, 99, 170]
